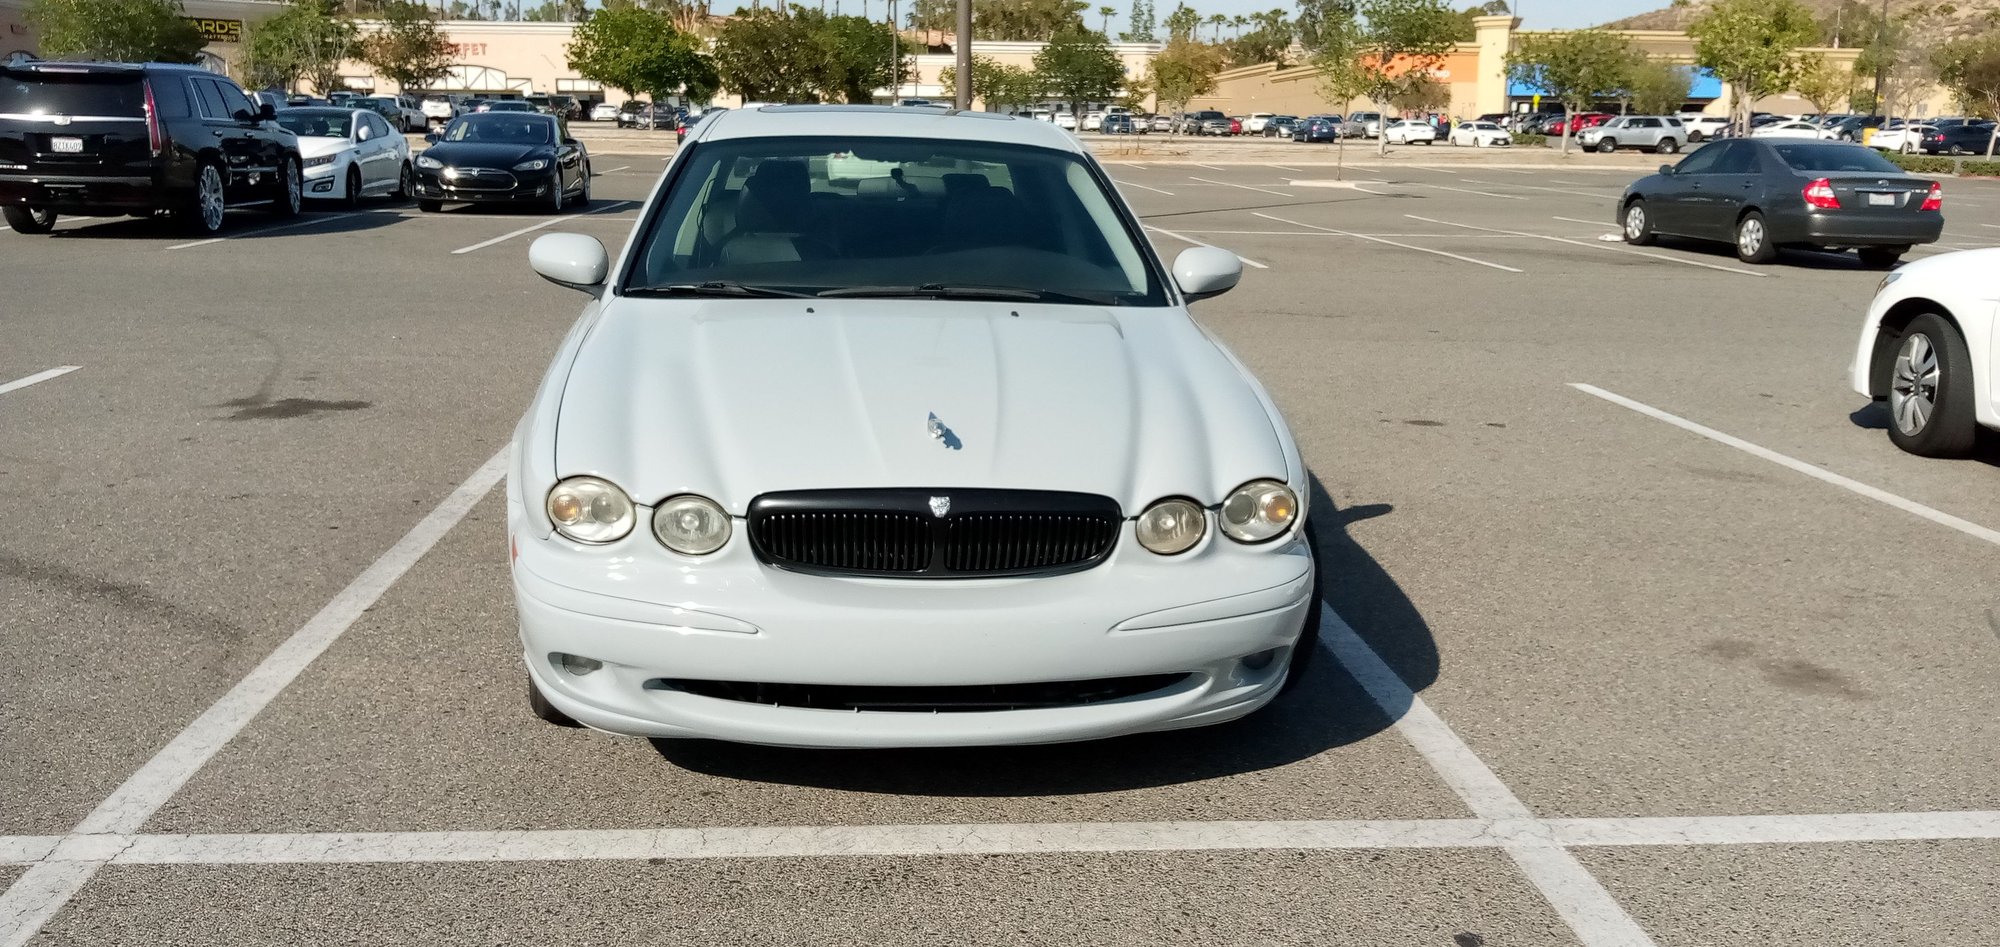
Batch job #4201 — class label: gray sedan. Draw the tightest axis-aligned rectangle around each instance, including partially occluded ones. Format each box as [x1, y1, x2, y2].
[1617, 139, 1943, 267]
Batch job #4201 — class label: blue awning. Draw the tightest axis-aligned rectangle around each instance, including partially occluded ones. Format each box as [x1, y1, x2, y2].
[1509, 67, 1722, 100]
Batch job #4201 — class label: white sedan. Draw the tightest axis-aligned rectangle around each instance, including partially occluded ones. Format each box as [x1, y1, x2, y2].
[1384, 119, 1437, 144]
[510, 107, 1319, 747]
[1753, 120, 1835, 140]
[1851, 248, 1999, 457]
[276, 107, 412, 207]
[1868, 123, 1934, 154]
[1448, 121, 1511, 147]
[589, 102, 621, 122]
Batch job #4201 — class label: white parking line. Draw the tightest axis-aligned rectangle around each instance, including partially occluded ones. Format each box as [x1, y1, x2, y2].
[165, 211, 367, 251]
[1193, 163, 1226, 171]
[1461, 179, 1608, 199]
[1983, 223, 2000, 230]
[1406, 181, 1525, 200]
[1143, 225, 1268, 268]
[0, 366, 79, 397]
[1253, 212, 1523, 273]
[0, 450, 509, 947]
[1551, 215, 1613, 228]
[597, 166, 630, 175]
[1189, 176, 1291, 197]
[1547, 811, 2000, 847]
[1571, 383, 2000, 549]
[450, 206, 610, 254]
[1113, 178, 1176, 195]
[1268, 164, 1304, 172]
[1408, 214, 1768, 277]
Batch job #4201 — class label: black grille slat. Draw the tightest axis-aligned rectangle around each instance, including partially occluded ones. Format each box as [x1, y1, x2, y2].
[747, 489, 1121, 579]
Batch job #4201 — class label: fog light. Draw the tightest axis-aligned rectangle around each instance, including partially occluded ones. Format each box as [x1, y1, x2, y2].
[1240, 647, 1281, 672]
[557, 653, 602, 676]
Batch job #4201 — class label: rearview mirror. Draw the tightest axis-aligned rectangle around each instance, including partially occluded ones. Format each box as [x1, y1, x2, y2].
[530, 233, 609, 297]
[1172, 246, 1242, 302]
[424, 131, 440, 144]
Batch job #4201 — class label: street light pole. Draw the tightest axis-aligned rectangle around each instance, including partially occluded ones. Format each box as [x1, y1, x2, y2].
[955, 0, 972, 109]
[1872, 0, 1888, 113]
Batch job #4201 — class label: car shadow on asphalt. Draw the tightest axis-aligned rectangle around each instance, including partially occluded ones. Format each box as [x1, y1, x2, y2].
[43, 207, 406, 242]
[651, 477, 1441, 793]
[1645, 233, 1874, 271]
[1851, 401, 2000, 466]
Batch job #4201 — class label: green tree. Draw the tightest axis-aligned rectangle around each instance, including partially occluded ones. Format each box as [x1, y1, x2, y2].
[1688, 0, 1818, 136]
[1033, 26, 1126, 121]
[1309, 3, 1368, 176]
[1352, 0, 1463, 155]
[1787, 53, 1850, 115]
[809, 11, 903, 104]
[24, 0, 205, 63]
[940, 54, 1045, 112]
[1624, 58, 1692, 115]
[1390, 74, 1447, 111]
[945, 0, 1087, 41]
[1146, 35, 1223, 132]
[568, 5, 716, 108]
[712, 7, 898, 104]
[1163, 2, 1199, 40]
[1119, 0, 1157, 42]
[244, 0, 358, 94]
[1447, 0, 1508, 42]
[1936, 34, 2000, 153]
[1206, 13, 1225, 42]
[1099, 5, 1116, 34]
[1221, 9, 1293, 66]
[360, 1, 455, 93]
[1504, 28, 1631, 154]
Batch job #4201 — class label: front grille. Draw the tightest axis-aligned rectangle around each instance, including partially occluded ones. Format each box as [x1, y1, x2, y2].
[747, 488, 1121, 579]
[649, 674, 1189, 712]
[444, 167, 516, 190]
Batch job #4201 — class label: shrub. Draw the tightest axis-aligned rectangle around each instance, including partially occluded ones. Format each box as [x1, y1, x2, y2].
[1514, 133, 1548, 147]
[1959, 160, 2000, 177]
[1887, 153, 1956, 174]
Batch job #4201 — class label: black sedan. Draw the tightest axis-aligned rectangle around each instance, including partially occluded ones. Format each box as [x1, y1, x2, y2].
[1292, 116, 1342, 142]
[1618, 139, 1942, 267]
[1920, 122, 1998, 155]
[414, 113, 590, 213]
[1263, 115, 1301, 138]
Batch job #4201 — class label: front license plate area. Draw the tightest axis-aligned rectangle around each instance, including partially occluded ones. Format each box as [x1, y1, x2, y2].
[49, 136, 83, 154]
[1867, 192, 1897, 207]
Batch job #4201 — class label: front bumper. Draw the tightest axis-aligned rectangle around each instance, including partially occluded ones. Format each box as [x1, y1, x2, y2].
[302, 160, 344, 198]
[414, 168, 554, 203]
[510, 502, 1316, 747]
[0, 172, 160, 211]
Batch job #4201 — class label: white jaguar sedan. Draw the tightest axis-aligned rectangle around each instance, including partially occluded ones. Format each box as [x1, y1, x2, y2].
[1851, 248, 1998, 457]
[507, 106, 1320, 747]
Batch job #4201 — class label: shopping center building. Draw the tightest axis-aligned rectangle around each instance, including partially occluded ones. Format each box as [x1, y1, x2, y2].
[0, 2, 1954, 120]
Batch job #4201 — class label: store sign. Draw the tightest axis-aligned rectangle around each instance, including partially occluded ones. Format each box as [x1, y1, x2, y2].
[449, 43, 488, 57]
[187, 18, 242, 43]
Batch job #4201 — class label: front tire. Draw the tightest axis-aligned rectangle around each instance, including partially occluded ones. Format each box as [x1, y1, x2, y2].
[341, 166, 363, 210]
[1885, 313, 1979, 457]
[272, 156, 301, 217]
[3, 205, 56, 234]
[1623, 199, 1655, 246]
[1657, 138, 1679, 154]
[1279, 519, 1324, 695]
[545, 174, 564, 214]
[1735, 211, 1777, 264]
[574, 164, 591, 207]
[393, 162, 413, 200]
[1597, 138, 1617, 153]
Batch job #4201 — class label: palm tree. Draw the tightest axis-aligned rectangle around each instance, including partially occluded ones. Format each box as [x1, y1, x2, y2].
[1099, 5, 1115, 35]
[1207, 13, 1225, 41]
[1230, 14, 1246, 37]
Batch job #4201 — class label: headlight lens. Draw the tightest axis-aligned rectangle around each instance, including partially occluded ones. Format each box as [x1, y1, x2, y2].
[651, 494, 731, 555]
[545, 476, 634, 544]
[415, 155, 442, 169]
[1219, 480, 1299, 544]
[1135, 498, 1206, 555]
[513, 158, 550, 171]
[303, 154, 337, 168]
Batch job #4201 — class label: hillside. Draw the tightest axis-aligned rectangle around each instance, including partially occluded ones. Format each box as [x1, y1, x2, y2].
[1600, 0, 2000, 36]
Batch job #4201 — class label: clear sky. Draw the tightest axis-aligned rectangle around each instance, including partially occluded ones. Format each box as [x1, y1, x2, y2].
[1096, 0, 1669, 37]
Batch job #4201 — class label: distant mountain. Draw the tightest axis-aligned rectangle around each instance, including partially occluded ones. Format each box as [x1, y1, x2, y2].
[1600, 0, 2000, 36]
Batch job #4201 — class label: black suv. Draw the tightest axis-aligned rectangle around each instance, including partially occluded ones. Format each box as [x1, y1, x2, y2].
[0, 61, 303, 235]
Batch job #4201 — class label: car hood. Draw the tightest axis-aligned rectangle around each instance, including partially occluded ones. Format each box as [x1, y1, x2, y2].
[295, 136, 353, 159]
[421, 141, 547, 167]
[554, 300, 1292, 514]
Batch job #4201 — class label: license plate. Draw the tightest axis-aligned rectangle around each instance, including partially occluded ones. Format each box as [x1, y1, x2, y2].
[1868, 192, 1897, 206]
[50, 136, 83, 154]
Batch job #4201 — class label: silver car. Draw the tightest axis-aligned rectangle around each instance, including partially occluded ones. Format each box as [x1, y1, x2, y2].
[1579, 116, 1687, 154]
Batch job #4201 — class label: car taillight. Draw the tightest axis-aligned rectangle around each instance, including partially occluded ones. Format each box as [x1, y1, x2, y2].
[142, 80, 163, 157]
[1803, 177, 1841, 210]
[1920, 182, 1943, 211]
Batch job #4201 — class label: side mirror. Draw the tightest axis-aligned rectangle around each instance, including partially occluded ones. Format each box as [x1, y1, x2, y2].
[258, 102, 276, 122]
[1658, 163, 1675, 175]
[424, 131, 441, 144]
[530, 233, 609, 297]
[357, 124, 372, 141]
[1171, 246, 1242, 302]
[563, 137, 578, 147]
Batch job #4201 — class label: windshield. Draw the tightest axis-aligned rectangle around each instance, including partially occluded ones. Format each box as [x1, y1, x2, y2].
[622, 136, 1165, 305]
[276, 109, 354, 138]
[443, 115, 553, 144]
[1770, 143, 1905, 173]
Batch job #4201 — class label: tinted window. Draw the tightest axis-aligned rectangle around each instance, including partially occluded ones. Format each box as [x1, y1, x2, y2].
[215, 80, 255, 119]
[1770, 143, 1905, 173]
[276, 109, 353, 137]
[624, 136, 1163, 306]
[1712, 142, 1761, 174]
[0, 70, 144, 116]
[370, 113, 394, 138]
[443, 114, 553, 143]
[192, 79, 228, 119]
[1673, 143, 1727, 174]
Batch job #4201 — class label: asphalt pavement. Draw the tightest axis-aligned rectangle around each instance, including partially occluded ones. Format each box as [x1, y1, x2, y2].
[2, 155, 1997, 946]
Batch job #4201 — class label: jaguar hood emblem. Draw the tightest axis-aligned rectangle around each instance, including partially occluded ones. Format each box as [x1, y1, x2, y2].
[928, 495, 951, 518]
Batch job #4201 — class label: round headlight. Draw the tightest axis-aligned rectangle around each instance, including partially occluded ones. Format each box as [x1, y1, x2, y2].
[652, 494, 731, 555]
[545, 476, 634, 544]
[513, 158, 550, 172]
[1136, 498, 1206, 555]
[414, 155, 442, 170]
[1220, 480, 1298, 543]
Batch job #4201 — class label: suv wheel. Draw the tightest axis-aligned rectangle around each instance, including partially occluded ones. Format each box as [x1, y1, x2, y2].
[186, 163, 227, 234]
[1886, 313, 1979, 457]
[1597, 138, 1617, 153]
[1656, 138, 1679, 154]
[273, 157, 302, 217]
[3, 206, 57, 235]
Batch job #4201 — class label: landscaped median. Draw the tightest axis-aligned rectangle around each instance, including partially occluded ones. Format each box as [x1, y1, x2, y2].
[1885, 153, 2000, 178]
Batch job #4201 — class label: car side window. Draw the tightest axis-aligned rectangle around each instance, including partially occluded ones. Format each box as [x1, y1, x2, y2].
[369, 114, 392, 139]
[1673, 143, 1726, 175]
[191, 79, 228, 120]
[215, 80, 255, 120]
[1714, 143, 1760, 174]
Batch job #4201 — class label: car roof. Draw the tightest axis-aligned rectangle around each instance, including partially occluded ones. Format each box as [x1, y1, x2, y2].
[693, 105, 1094, 153]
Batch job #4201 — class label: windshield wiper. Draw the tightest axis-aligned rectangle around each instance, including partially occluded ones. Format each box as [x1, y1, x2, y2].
[625, 281, 814, 299]
[817, 284, 1122, 304]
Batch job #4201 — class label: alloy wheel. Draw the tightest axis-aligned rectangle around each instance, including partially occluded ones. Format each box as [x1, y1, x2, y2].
[198, 165, 225, 232]
[1889, 333, 1940, 435]
[284, 160, 301, 213]
[1625, 204, 1646, 241]
[1737, 217, 1763, 257]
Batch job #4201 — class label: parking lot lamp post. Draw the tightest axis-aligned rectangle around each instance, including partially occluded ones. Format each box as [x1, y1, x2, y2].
[956, 0, 972, 109]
